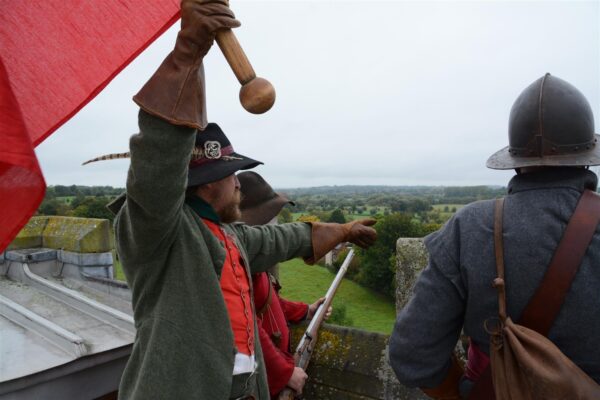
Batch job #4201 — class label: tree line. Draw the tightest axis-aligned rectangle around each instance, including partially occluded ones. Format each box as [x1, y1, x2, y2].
[280, 185, 505, 214]
[37, 185, 123, 221]
[291, 207, 441, 298]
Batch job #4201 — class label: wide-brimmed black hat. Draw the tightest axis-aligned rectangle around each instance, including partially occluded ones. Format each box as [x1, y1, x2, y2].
[188, 123, 262, 186]
[82, 123, 262, 187]
[238, 171, 294, 225]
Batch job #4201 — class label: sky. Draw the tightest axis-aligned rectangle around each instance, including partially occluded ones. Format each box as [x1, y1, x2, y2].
[36, 0, 600, 189]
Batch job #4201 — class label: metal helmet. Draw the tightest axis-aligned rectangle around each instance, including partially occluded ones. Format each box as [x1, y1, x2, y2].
[487, 73, 600, 170]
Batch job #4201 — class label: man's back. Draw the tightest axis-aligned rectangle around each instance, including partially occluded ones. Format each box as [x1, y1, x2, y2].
[389, 167, 600, 388]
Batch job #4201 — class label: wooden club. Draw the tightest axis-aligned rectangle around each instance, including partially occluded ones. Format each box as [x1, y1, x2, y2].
[215, 29, 276, 114]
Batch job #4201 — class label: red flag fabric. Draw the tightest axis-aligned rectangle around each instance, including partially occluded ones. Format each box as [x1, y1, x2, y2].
[0, 1, 180, 252]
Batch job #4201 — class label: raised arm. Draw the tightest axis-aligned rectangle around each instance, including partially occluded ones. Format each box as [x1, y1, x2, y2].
[115, 1, 240, 259]
[118, 112, 196, 255]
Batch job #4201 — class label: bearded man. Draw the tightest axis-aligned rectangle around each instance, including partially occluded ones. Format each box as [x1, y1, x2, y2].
[110, 1, 377, 399]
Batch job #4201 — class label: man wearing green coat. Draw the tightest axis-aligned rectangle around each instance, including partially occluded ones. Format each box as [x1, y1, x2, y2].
[111, 1, 377, 399]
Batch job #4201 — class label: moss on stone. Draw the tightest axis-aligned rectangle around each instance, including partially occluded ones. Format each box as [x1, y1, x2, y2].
[290, 324, 413, 399]
[395, 238, 428, 311]
[7, 217, 49, 250]
[311, 329, 353, 368]
[42, 217, 112, 253]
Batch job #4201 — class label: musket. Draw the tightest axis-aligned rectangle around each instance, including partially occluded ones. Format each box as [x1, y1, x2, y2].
[278, 249, 355, 400]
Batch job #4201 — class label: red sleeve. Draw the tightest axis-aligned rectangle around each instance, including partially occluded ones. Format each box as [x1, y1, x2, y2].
[258, 319, 295, 397]
[278, 295, 309, 324]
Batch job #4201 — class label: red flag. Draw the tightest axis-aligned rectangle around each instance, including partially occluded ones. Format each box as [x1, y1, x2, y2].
[0, 1, 180, 251]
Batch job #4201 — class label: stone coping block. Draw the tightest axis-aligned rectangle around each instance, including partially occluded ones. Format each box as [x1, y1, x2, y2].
[9, 216, 113, 253]
[395, 238, 428, 313]
[290, 324, 426, 400]
[8, 217, 48, 250]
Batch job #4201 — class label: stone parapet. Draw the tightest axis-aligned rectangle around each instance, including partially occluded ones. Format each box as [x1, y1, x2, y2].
[395, 238, 428, 312]
[8, 216, 48, 249]
[8, 216, 113, 253]
[291, 324, 427, 400]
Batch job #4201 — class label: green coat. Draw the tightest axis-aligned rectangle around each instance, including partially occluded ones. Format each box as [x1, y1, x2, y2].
[114, 111, 313, 400]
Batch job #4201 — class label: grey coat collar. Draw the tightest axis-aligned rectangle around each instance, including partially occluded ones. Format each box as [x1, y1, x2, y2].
[508, 168, 598, 195]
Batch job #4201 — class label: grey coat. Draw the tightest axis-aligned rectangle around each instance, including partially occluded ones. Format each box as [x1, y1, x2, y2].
[389, 168, 600, 388]
[114, 111, 313, 399]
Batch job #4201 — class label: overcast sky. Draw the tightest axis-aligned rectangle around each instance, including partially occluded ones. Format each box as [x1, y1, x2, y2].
[36, 0, 600, 189]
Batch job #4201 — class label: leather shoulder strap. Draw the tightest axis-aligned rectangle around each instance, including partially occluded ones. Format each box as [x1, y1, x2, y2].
[468, 198, 505, 400]
[519, 189, 600, 335]
[493, 198, 507, 321]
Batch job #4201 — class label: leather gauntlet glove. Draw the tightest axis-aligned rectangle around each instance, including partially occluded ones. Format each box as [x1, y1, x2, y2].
[420, 354, 464, 400]
[304, 218, 377, 264]
[133, 0, 240, 129]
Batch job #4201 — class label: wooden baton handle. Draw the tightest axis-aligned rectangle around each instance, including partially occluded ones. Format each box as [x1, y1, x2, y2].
[215, 29, 276, 114]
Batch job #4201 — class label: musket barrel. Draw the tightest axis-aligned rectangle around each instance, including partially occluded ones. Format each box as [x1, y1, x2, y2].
[303, 249, 354, 335]
[278, 249, 355, 400]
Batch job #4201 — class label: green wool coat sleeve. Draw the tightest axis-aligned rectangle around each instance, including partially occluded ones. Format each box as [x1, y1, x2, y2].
[118, 110, 196, 262]
[230, 222, 314, 273]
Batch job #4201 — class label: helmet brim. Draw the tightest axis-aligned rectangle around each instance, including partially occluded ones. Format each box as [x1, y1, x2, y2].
[486, 133, 600, 170]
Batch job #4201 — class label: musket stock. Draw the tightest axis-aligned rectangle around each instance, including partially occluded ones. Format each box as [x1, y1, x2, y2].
[278, 249, 355, 400]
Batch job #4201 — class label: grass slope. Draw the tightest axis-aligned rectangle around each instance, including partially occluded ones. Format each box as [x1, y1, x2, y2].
[278, 258, 396, 334]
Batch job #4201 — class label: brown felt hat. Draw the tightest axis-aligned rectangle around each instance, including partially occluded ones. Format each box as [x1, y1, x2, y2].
[238, 171, 295, 225]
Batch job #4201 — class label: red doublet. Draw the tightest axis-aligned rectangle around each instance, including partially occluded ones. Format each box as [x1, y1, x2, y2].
[204, 219, 255, 356]
[253, 272, 308, 396]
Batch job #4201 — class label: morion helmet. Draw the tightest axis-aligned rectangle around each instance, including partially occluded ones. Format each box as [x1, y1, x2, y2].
[487, 73, 600, 170]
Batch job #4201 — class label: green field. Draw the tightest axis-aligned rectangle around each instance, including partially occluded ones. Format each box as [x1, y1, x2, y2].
[278, 258, 396, 334]
[55, 196, 76, 203]
[432, 203, 464, 212]
[431, 203, 464, 219]
[291, 205, 389, 222]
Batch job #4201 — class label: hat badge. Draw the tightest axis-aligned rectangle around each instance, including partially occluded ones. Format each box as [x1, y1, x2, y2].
[204, 141, 222, 159]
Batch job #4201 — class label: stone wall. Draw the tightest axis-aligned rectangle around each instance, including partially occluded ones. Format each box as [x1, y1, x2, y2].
[395, 238, 428, 311]
[291, 324, 427, 400]
[8, 216, 113, 253]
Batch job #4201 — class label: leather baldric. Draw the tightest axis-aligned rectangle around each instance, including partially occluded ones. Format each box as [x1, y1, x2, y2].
[469, 189, 600, 399]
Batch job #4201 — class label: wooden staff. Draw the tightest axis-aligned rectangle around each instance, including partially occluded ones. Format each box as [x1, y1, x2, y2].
[215, 27, 275, 114]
